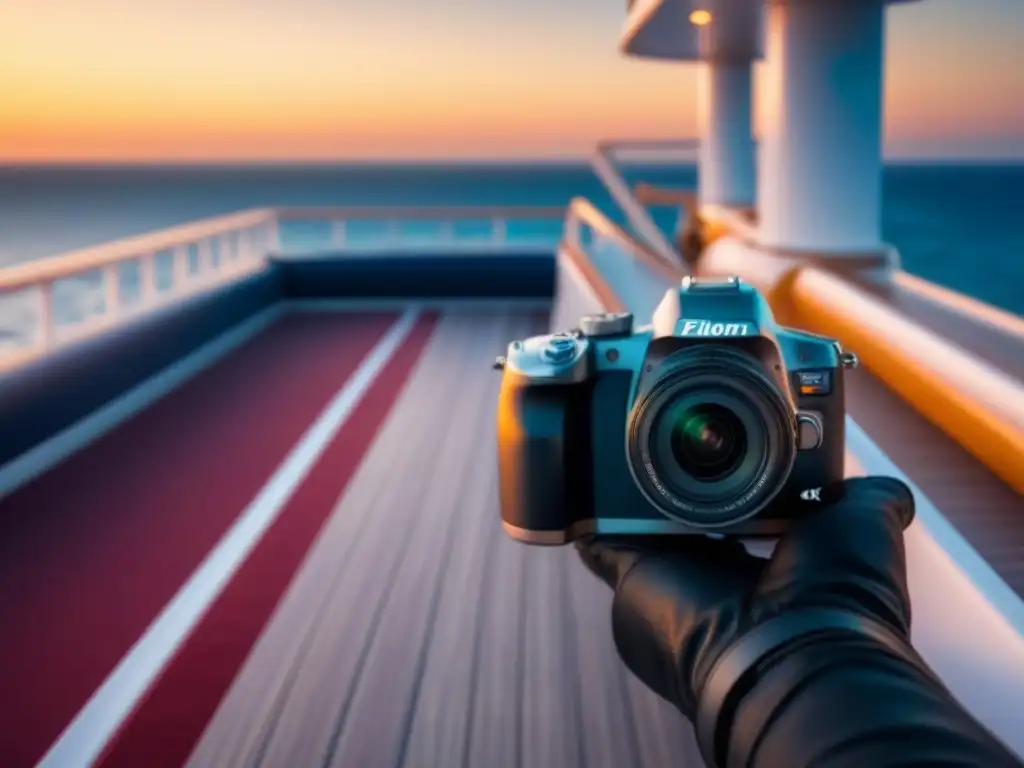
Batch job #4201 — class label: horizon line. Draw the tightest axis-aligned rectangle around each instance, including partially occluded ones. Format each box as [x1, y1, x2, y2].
[2, 155, 1023, 169]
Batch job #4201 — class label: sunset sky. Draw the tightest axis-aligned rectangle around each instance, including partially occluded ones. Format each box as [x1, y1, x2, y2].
[1, 0, 1021, 162]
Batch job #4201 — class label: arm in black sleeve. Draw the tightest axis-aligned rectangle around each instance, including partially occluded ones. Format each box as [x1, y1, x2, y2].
[720, 634, 1023, 768]
[577, 481, 1021, 768]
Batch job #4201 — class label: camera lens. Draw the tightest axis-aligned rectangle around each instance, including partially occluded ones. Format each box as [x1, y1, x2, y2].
[626, 346, 796, 530]
[669, 404, 747, 480]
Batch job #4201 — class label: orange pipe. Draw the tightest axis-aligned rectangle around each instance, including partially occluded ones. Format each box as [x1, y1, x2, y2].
[789, 268, 1024, 497]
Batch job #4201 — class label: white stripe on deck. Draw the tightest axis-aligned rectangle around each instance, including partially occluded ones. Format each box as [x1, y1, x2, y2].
[36, 309, 421, 768]
[0, 306, 283, 503]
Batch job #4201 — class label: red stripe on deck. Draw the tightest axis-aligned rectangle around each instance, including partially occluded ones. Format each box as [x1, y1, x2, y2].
[96, 311, 439, 768]
[0, 311, 401, 767]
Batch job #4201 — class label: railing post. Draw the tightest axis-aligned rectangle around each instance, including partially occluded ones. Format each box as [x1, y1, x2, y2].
[564, 212, 581, 250]
[173, 245, 191, 291]
[249, 227, 262, 262]
[492, 218, 507, 245]
[137, 252, 156, 306]
[266, 218, 281, 257]
[223, 232, 236, 266]
[234, 230, 246, 264]
[201, 239, 216, 279]
[103, 264, 120, 318]
[36, 282, 55, 351]
[330, 220, 347, 250]
[236, 230, 250, 264]
[249, 227, 263, 262]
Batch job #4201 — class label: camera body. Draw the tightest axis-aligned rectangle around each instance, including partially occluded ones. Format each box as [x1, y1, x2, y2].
[496, 276, 853, 545]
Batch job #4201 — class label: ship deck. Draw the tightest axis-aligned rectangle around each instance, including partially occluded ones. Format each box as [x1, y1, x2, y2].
[0, 201, 1022, 768]
[0, 304, 704, 768]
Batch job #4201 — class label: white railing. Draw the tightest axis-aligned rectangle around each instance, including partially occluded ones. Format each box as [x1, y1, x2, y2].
[562, 196, 683, 318]
[274, 205, 563, 256]
[893, 271, 1024, 340]
[0, 209, 278, 370]
[0, 205, 565, 371]
[591, 138, 695, 271]
[563, 197, 679, 282]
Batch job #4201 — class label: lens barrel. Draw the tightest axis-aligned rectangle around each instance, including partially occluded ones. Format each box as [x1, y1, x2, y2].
[627, 345, 796, 528]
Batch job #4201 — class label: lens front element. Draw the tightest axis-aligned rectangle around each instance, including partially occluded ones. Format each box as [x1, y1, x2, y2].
[670, 403, 747, 481]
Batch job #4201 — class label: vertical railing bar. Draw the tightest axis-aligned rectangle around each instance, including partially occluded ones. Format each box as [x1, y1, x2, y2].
[439, 220, 455, 246]
[173, 245, 190, 292]
[492, 218, 507, 246]
[103, 264, 120, 318]
[201, 239, 215, 280]
[137, 252, 156, 308]
[331, 220, 347, 250]
[267, 217, 281, 256]
[564, 212, 581, 250]
[235, 231, 248, 265]
[242, 229, 255, 263]
[37, 282, 55, 351]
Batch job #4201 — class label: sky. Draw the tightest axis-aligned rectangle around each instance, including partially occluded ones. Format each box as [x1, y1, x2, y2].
[0, 0, 1021, 162]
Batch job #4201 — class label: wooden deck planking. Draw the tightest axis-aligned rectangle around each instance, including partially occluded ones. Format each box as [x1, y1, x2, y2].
[188, 309, 699, 768]
[185, 316, 469, 768]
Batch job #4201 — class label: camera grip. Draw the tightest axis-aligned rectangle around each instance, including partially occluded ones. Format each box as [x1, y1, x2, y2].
[497, 376, 587, 544]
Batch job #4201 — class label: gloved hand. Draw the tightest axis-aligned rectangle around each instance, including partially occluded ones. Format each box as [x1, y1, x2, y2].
[575, 476, 916, 721]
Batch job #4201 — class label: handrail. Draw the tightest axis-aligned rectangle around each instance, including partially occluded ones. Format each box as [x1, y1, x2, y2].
[697, 202, 763, 247]
[698, 202, 902, 276]
[892, 271, 1024, 340]
[591, 139, 692, 271]
[558, 242, 629, 315]
[633, 183, 697, 208]
[0, 204, 568, 370]
[0, 209, 278, 294]
[598, 138, 702, 155]
[276, 205, 565, 221]
[562, 197, 681, 284]
[790, 269, 1024, 497]
[0, 211, 278, 372]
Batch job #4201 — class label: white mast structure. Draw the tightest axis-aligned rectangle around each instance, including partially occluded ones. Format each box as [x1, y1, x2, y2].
[621, 0, 920, 257]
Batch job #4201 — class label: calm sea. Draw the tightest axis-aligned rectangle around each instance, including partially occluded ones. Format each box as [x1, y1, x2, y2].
[1, 163, 1021, 315]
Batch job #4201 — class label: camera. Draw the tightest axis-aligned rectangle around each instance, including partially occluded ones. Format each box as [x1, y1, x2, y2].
[495, 276, 857, 545]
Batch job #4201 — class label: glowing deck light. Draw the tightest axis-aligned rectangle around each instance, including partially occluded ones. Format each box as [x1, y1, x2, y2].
[689, 9, 712, 26]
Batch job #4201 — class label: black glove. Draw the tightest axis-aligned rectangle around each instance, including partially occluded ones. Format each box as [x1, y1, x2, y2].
[576, 476, 914, 715]
[576, 476, 1023, 768]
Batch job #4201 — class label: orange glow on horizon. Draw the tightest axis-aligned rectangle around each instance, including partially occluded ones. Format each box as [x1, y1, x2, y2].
[0, 0, 1021, 162]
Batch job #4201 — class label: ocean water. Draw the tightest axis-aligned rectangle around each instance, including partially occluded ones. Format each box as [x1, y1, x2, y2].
[0, 163, 1021, 316]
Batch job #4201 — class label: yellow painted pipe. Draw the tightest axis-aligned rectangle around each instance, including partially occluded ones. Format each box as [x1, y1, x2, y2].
[789, 268, 1024, 497]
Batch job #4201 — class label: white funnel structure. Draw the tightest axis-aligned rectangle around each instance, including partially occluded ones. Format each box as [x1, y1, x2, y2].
[622, 0, 920, 257]
[758, 0, 885, 253]
[695, 1, 760, 207]
[623, 0, 761, 208]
